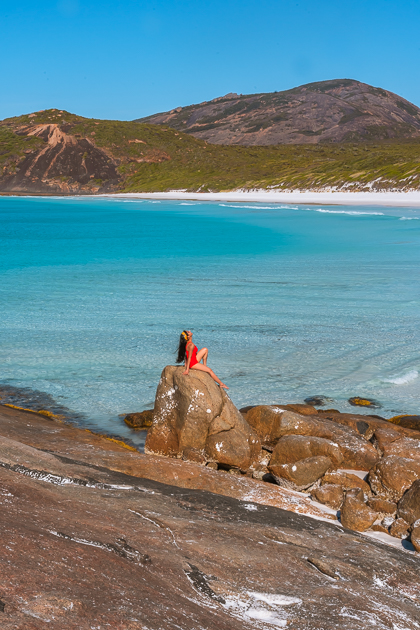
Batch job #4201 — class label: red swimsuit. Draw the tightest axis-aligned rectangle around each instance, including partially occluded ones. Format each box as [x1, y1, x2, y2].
[186, 344, 199, 367]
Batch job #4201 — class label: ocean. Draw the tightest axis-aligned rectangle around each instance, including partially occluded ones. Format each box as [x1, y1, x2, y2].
[1, 196, 419, 447]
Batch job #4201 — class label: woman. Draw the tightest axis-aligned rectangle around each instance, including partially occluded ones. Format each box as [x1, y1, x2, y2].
[176, 330, 228, 389]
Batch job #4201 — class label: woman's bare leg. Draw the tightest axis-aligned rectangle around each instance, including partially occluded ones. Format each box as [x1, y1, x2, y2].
[190, 363, 228, 389]
[196, 347, 208, 366]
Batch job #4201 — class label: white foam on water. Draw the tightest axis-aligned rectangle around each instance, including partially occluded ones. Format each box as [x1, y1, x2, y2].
[399, 216, 419, 220]
[313, 208, 385, 216]
[383, 370, 419, 385]
[218, 204, 292, 210]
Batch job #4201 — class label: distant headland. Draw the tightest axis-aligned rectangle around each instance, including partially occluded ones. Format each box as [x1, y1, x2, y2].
[1, 79, 420, 196]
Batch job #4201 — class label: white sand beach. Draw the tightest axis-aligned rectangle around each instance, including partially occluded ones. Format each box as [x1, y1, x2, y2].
[104, 189, 420, 207]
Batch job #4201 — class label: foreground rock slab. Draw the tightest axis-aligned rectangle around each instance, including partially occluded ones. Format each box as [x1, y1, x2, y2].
[1, 406, 420, 629]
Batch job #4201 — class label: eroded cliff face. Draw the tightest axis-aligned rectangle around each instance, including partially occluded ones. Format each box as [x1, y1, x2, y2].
[137, 78, 420, 146]
[1, 121, 120, 194]
[0, 110, 174, 194]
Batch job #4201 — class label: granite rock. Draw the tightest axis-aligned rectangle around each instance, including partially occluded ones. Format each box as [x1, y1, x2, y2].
[145, 366, 260, 470]
[368, 456, 420, 501]
[367, 497, 397, 516]
[389, 415, 420, 432]
[269, 455, 332, 491]
[411, 524, 420, 552]
[311, 484, 344, 510]
[1, 405, 420, 628]
[246, 406, 379, 470]
[124, 409, 154, 429]
[397, 479, 420, 525]
[340, 495, 378, 532]
[321, 471, 371, 495]
[382, 437, 420, 461]
[389, 518, 410, 539]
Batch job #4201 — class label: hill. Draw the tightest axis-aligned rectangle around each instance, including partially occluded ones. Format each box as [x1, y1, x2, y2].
[1, 108, 420, 194]
[135, 79, 420, 146]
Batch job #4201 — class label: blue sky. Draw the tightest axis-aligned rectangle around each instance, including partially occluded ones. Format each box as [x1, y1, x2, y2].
[1, 0, 420, 121]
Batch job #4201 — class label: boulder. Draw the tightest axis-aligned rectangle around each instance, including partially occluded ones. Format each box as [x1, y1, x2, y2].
[311, 484, 344, 510]
[346, 487, 365, 502]
[382, 437, 420, 461]
[340, 495, 378, 532]
[124, 409, 154, 429]
[182, 447, 207, 465]
[321, 471, 371, 496]
[389, 414, 420, 432]
[250, 449, 272, 480]
[389, 518, 410, 539]
[245, 405, 294, 448]
[368, 456, 420, 501]
[321, 413, 420, 443]
[397, 479, 420, 525]
[348, 397, 381, 409]
[366, 497, 397, 515]
[304, 396, 332, 407]
[372, 426, 404, 455]
[317, 412, 375, 440]
[268, 435, 343, 468]
[411, 524, 420, 552]
[246, 406, 379, 470]
[269, 455, 332, 491]
[370, 523, 389, 534]
[145, 366, 261, 470]
[280, 403, 318, 416]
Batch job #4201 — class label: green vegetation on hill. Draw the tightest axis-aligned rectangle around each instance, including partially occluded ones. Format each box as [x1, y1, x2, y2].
[1, 109, 420, 193]
[120, 141, 420, 192]
[0, 126, 43, 172]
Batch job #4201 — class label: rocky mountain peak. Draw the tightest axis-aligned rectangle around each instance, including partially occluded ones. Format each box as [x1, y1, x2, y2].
[135, 79, 420, 145]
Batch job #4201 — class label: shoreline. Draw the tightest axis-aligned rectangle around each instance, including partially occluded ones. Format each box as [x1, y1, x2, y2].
[2, 189, 420, 206]
[2, 405, 418, 628]
[0, 401, 416, 553]
[100, 189, 420, 207]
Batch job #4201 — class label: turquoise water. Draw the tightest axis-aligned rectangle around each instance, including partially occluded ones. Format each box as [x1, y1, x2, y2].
[1, 196, 419, 445]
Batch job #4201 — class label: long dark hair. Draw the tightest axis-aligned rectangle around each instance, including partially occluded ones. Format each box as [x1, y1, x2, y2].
[176, 330, 189, 363]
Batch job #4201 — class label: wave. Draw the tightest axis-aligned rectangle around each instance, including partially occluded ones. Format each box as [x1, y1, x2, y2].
[383, 370, 419, 385]
[218, 204, 298, 210]
[313, 209, 385, 216]
[399, 216, 419, 220]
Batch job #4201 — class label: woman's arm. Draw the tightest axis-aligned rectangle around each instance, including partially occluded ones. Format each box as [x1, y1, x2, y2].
[183, 342, 192, 375]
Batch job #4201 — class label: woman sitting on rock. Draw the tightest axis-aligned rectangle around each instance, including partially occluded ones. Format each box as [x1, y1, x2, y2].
[177, 330, 228, 389]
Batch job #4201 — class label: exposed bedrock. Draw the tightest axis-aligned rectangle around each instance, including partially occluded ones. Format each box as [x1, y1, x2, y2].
[1, 404, 420, 629]
[2, 398, 420, 630]
[2, 123, 120, 194]
[145, 366, 261, 470]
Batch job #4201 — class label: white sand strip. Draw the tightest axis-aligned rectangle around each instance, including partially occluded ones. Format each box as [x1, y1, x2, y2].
[102, 190, 420, 207]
